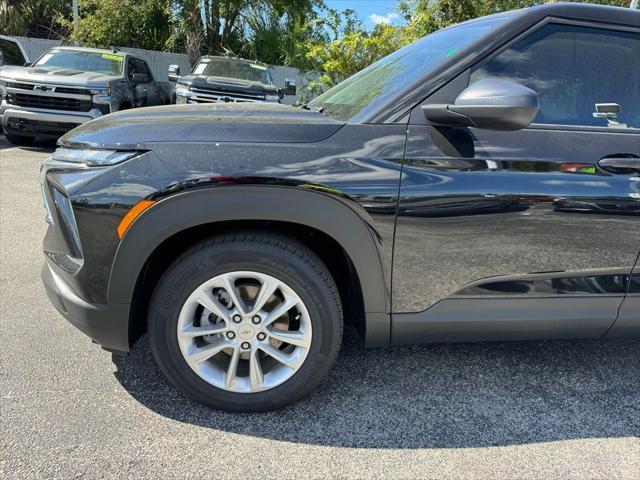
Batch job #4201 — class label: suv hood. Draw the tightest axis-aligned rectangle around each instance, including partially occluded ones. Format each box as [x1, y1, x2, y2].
[59, 103, 344, 149]
[0, 65, 116, 86]
[180, 75, 279, 96]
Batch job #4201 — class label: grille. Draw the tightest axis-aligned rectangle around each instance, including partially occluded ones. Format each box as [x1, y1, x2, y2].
[54, 86, 89, 95]
[190, 87, 265, 101]
[7, 93, 92, 112]
[7, 82, 34, 90]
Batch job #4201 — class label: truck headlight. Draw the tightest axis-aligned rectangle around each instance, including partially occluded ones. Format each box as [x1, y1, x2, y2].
[89, 86, 112, 95]
[52, 148, 140, 166]
[0, 80, 7, 100]
[175, 83, 190, 96]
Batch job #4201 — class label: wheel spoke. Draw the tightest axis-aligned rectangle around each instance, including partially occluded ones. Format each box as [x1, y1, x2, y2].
[263, 296, 297, 327]
[179, 324, 227, 338]
[185, 338, 228, 366]
[259, 343, 299, 368]
[222, 276, 246, 315]
[178, 270, 312, 393]
[249, 348, 264, 389]
[247, 276, 279, 316]
[225, 346, 240, 389]
[193, 288, 231, 323]
[267, 328, 310, 348]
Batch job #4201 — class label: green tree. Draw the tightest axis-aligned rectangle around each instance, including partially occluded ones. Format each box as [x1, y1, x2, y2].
[72, 0, 173, 51]
[169, 0, 322, 65]
[0, 0, 70, 38]
[239, 1, 325, 69]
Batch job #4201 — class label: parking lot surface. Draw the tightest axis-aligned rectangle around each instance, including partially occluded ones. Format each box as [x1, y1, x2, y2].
[1, 136, 639, 479]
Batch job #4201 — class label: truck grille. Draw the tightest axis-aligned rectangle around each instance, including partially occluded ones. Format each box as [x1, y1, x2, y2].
[7, 93, 92, 112]
[189, 87, 265, 103]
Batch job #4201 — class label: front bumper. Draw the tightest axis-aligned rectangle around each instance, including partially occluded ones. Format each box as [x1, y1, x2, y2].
[1, 104, 104, 138]
[42, 262, 131, 353]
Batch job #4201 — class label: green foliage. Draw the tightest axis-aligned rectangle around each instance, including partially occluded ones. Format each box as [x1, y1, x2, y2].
[238, 3, 326, 69]
[169, 0, 322, 65]
[71, 0, 173, 51]
[0, 0, 70, 38]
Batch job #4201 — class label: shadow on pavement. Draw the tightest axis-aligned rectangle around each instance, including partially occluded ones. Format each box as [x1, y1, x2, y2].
[112, 332, 640, 448]
[0, 135, 56, 152]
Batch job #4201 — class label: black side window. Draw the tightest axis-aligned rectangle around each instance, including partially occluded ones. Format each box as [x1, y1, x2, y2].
[471, 23, 640, 129]
[0, 39, 26, 66]
[127, 58, 140, 80]
[136, 59, 152, 78]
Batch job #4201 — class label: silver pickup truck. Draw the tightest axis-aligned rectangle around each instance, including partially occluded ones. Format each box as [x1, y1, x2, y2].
[0, 46, 171, 145]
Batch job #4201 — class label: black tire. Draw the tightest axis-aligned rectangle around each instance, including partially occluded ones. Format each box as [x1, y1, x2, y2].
[4, 133, 35, 146]
[148, 231, 343, 412]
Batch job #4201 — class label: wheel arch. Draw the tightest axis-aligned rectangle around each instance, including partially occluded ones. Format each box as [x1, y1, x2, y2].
[109, 186, 391, 347]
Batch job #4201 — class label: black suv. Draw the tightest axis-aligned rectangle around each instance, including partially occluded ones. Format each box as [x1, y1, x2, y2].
[169, 56, 297, 104]
[41, 3, 639, 412]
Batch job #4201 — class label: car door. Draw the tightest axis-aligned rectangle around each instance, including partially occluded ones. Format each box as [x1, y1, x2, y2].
[392, 20, 640, 343]
[128, 58, 156, 107]
[136, 59, 162, 106]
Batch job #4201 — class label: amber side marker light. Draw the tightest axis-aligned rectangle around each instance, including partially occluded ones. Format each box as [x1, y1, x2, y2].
[117, 200, 156, 239]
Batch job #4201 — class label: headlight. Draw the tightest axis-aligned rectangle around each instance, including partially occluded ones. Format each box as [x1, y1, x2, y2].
[89, 86, 112, 95]
[52, 148, 139, 166]
[0, 80, 7, 100]
[175, 83, 190, 95]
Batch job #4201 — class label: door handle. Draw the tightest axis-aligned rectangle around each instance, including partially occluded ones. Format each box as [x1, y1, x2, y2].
[597, 155, 640, 173]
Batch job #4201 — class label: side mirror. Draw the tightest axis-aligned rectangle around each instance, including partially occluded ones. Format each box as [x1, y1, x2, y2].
[283, 79, 297, 96]
[168, 64, 181, 82]
[422, 79, 539, 131]
[131, 73, 149, 84]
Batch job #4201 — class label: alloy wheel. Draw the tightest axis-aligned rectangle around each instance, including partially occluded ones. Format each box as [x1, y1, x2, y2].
[176, 271, 312, 393]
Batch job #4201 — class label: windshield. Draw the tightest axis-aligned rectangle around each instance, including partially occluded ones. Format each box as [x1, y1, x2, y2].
[34, 49, 124, 75]
[192, 58, 272, 84]
[309, 16, 510, 121]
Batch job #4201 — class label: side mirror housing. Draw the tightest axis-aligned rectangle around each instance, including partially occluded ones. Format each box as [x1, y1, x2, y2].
[283, 79, 297, 96]
[168, 64, 181, 82]
[422, 79, 539, 131]
[131, 73, 149, 84]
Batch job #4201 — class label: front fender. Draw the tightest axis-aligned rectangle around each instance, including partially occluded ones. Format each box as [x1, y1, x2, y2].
[108, 185, 390, 345]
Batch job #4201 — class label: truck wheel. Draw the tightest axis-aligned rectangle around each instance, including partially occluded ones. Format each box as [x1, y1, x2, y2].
[4, 133, 35, 146]
[148, 231, 343, 412]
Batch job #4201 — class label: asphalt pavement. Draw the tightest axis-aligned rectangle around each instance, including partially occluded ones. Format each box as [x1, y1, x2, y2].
[1, 136, 638, 479]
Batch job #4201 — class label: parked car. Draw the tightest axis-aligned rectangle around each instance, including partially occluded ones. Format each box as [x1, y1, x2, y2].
[0, 35, 29, 68]
[41, 3, 639, 412]
[0, 46, 172, 145]
[169, 56, 296, 104]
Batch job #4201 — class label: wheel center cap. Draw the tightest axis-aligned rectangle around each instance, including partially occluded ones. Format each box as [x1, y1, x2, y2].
[237, 324, 255, 340]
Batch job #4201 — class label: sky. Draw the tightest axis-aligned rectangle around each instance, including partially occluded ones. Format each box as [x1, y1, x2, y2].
[323, 0, 405, 30]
